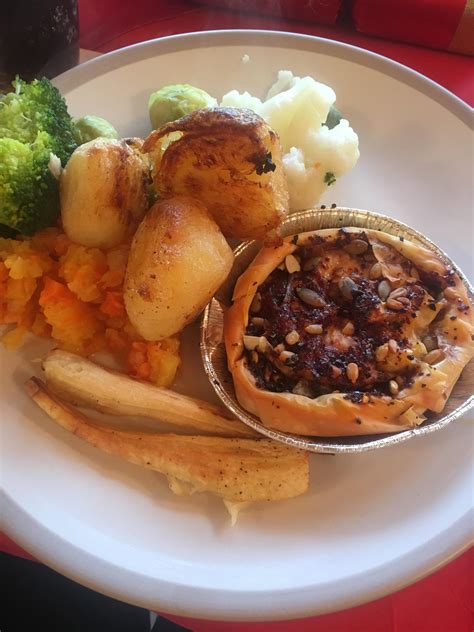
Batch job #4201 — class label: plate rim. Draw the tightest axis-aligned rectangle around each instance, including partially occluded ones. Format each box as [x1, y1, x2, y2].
[53, 29, 471, 126]
[3, 29, 472, 621]
[2, 492, 473, 621]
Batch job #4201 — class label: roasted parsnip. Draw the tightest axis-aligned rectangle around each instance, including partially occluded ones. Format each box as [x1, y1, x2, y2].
[25, 378, 309, 504]
[43, 350, 258, 438]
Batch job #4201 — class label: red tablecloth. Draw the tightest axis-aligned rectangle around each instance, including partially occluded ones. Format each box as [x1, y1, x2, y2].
[78, 0, 474, 105]
[2, 1, 473, 630]
[2, 532, 472, 631]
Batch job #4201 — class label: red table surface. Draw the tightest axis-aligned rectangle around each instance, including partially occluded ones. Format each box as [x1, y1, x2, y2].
[2, 1, 473, 630]
[78, 0, 474, 106]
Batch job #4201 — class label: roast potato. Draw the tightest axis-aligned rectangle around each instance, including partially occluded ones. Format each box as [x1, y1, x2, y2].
[60, 138, 149, 248]
[123, 196, 233, 340]
[142, 107, 289, 242]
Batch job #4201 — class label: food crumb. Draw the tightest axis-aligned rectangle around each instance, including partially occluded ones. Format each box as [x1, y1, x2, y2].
[241, 54, 250, 63]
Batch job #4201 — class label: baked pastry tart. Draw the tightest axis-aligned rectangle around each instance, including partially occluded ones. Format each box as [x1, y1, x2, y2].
[224, 227, 474, 436]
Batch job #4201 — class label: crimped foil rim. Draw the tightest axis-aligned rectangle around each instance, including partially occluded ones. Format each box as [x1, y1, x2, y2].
[200, 208, 474, 454]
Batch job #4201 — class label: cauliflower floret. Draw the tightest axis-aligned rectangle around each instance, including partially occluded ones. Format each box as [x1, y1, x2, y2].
[283, 147, 324, 211]
[304, 119, 360, 174]
[221, 70, 360, 211]
[260, 76, 335, 154]
[220, 90, 263, 113]
[265, 70, 298, 99]
[284, 120, 360, 211]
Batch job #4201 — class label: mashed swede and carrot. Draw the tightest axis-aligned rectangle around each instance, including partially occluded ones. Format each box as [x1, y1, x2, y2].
[0, 228, 180, 387]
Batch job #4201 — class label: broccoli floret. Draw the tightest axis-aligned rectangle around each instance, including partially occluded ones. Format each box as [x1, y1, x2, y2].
[0, 77, 77, 234]
[0, 133, 60, 234]
[0, 77, 76, 165]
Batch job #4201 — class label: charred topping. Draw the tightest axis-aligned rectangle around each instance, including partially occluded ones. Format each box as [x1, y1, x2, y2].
[251, 151, 276, 175]
[418, 267, 454, 295]
[244, 229, 444, 399]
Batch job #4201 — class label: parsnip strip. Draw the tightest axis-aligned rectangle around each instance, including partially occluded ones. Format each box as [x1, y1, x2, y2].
[43, 350, 258, 439]
[25, 378, 309, 503]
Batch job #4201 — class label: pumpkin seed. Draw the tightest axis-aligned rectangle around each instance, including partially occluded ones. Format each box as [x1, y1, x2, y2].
[377, 279, 391, 301]
[369, 262, 383, 279]
[344, 239, 368, 255]
[386, 297, 405, 310]
[338, 276, 358, 299]
[424, 348, 445, 365]
[296, 287, 327, 308]
[389, 287, 407, 299]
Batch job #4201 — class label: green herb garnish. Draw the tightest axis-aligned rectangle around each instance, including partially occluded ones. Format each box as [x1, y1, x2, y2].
[324, 171, 336, 186]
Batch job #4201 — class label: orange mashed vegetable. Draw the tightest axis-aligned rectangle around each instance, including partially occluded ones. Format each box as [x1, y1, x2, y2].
[0, 228, 180, 387]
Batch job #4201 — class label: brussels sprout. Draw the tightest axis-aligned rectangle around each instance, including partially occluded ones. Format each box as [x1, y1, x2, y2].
[148, 84, 217, 129]
[72, 115, 119, 145]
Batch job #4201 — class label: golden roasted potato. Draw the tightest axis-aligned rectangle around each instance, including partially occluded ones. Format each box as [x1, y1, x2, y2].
[60, 138, 149, 248]
[43, 350, 259, 438]
[26, 378, 309, 505]
[123, 196, 233, 340]
[142, 107, 289, 242]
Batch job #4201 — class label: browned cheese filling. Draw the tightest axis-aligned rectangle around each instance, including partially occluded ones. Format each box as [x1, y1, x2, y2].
[243, 229, 459, 401]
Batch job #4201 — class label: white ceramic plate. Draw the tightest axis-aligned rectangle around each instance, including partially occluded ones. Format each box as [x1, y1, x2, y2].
[1, 31, 472, 621]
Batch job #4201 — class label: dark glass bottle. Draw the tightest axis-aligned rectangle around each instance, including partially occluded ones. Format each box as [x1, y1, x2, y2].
[0, 0, 79, 91]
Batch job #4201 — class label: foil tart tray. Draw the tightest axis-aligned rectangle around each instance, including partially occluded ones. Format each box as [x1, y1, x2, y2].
[200, 208, 474, 454]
